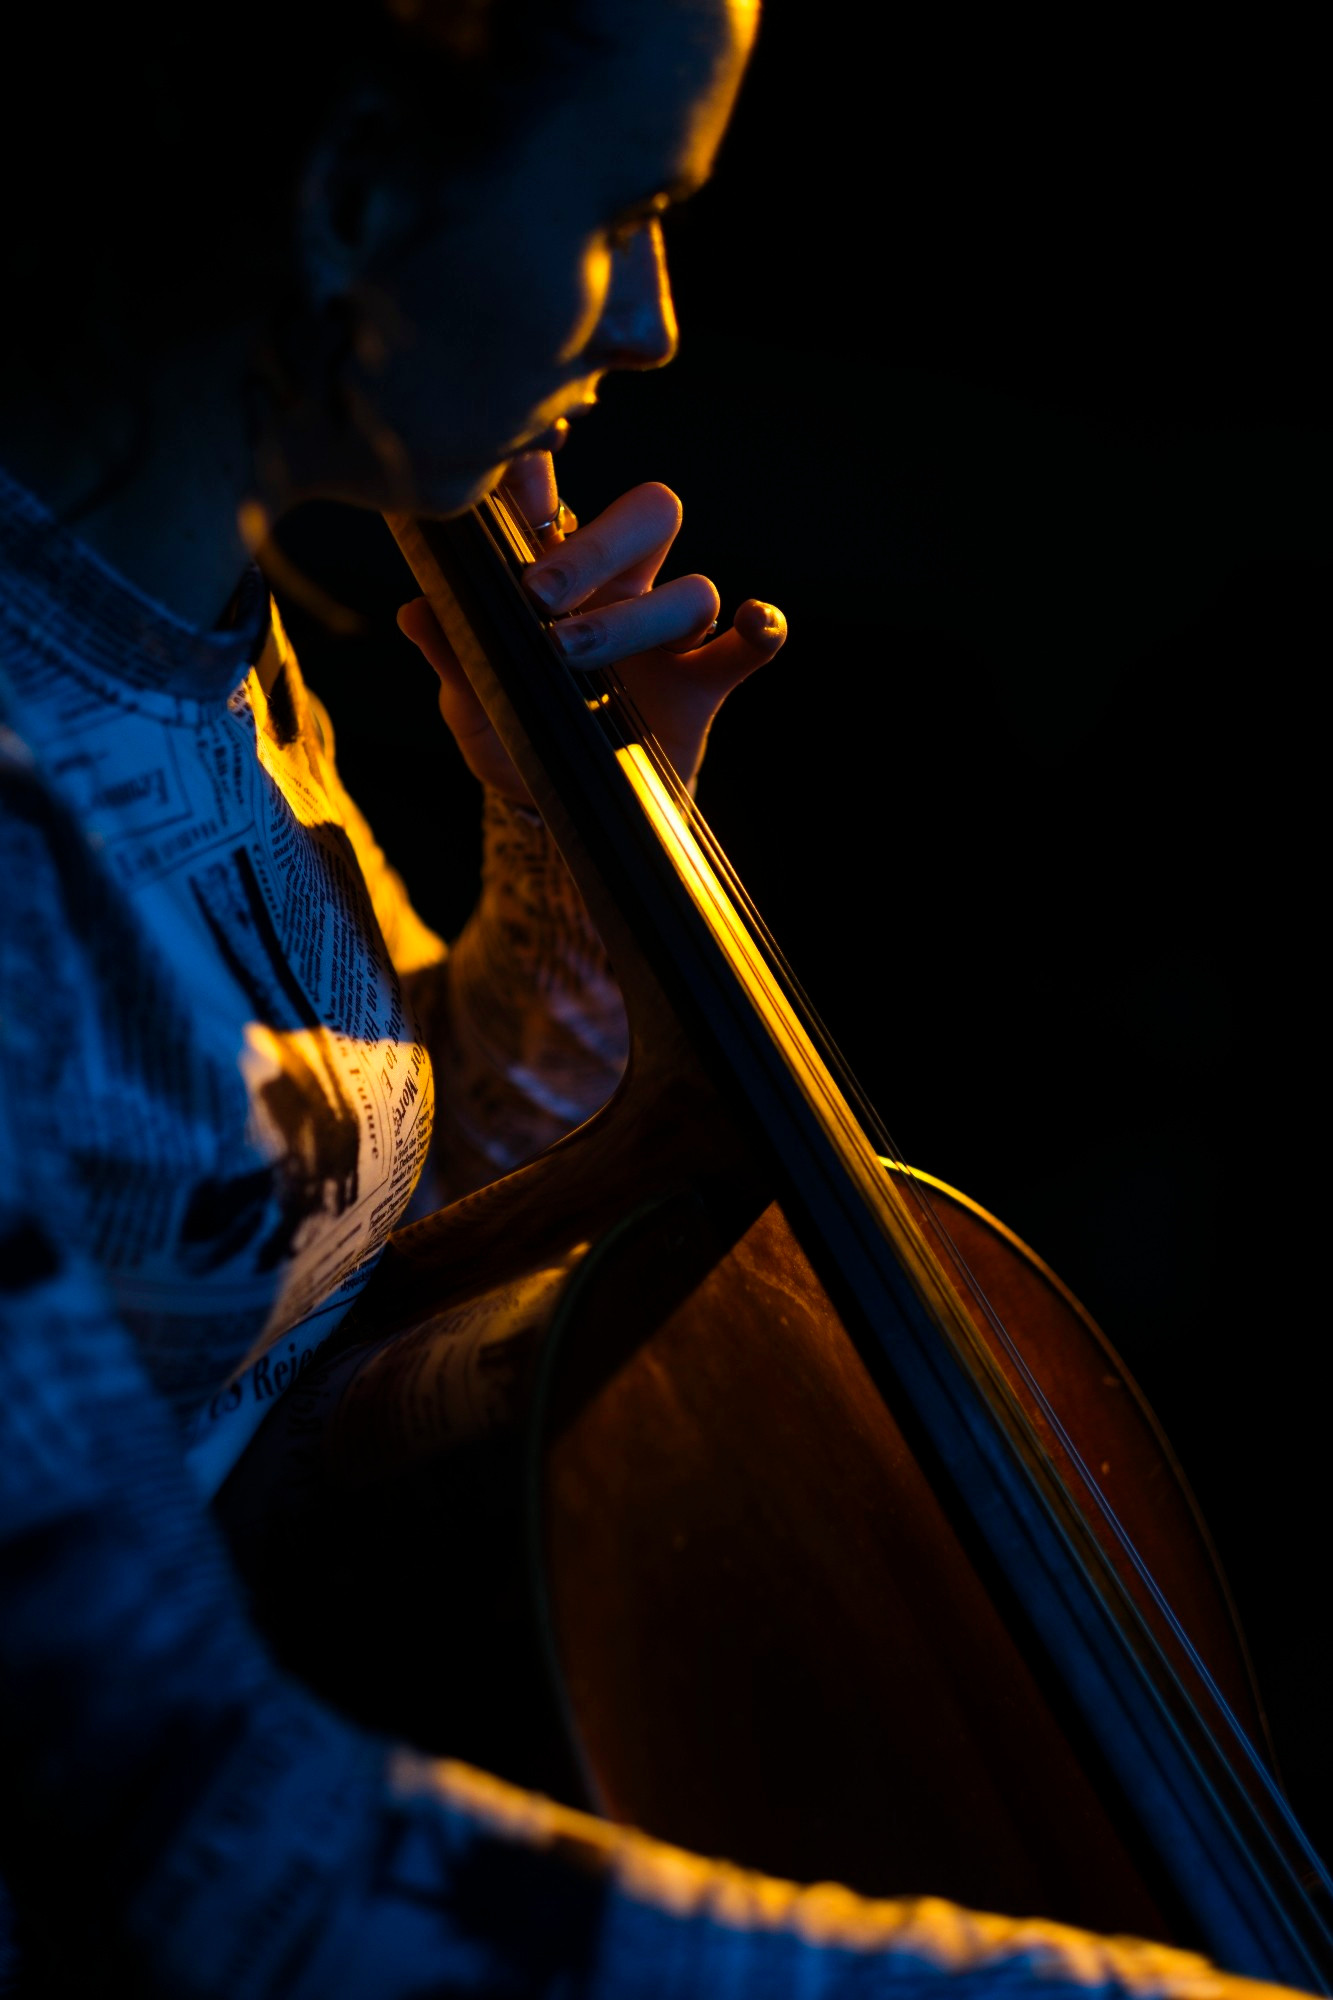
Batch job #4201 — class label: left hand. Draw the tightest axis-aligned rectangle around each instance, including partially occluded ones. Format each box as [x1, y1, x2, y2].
[397, 449, 787, 807]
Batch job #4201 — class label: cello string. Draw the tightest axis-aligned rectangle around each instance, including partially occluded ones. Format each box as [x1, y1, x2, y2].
[496, 502, 1224, 1701]
[497, 509, 1090, 1320]
[586, 655, 1310, 1811]
[494, 496, 1332, 1878]
[586, 653, 905, 1162]
[486, 528, 901, 1154]
[496, 484, 845, 1099]
[498, 507, 1155, 1502]
[582, 657, 1140, 1496]
[492, 495, 800, 1013]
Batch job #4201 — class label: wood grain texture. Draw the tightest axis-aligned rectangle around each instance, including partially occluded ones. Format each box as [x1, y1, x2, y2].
[536, 1191, 1229, 1934]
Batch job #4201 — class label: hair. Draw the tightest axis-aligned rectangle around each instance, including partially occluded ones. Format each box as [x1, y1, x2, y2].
[1, 0, 609, 376]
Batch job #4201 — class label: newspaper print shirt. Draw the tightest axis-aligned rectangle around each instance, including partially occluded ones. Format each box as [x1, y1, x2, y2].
[0, 464, 629, 1492]
[0, 467, 437, 1432]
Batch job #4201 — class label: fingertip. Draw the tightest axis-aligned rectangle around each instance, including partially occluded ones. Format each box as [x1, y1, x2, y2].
[635, 481, 684, 537]
[736, 597, 787, 649]
[679, 571, 722, 629]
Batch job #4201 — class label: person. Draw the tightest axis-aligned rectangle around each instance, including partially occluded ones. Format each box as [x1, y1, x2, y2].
[0, 2, 1315, 1994]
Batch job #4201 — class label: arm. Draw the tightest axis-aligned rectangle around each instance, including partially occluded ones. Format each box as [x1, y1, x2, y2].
[403, 785, 631, 1202]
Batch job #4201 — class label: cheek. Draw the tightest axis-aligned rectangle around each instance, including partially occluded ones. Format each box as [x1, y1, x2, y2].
[552, 240, 613, 363]
[439, 230, 609, 379]
[356, 220, 612, 459]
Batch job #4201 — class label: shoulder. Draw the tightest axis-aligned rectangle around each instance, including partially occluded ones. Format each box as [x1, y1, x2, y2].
[251, 597, 328, 754]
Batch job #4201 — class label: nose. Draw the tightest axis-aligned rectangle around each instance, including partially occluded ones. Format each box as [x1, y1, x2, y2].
[588, 220, 679, 371]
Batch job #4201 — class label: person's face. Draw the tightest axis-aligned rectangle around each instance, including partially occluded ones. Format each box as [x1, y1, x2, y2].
[293, 0, 758, 517]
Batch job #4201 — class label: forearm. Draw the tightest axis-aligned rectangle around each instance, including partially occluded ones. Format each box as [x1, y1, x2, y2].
[407, 787, 629, 1205]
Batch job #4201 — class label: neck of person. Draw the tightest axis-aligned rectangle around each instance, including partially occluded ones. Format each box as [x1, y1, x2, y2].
[0, 319, 264, 633]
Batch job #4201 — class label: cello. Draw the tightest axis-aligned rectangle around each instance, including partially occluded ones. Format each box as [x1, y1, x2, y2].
[215, 488, 1333, 1990]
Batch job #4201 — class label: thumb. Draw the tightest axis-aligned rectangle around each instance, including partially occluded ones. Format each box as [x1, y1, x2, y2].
[397, 597, 492, 753]
[685, 598, 787, 699]
[397, 595, 456, 678]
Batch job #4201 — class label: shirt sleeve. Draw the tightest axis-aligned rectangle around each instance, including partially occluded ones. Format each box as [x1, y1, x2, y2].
[401, 785, 630, 1205]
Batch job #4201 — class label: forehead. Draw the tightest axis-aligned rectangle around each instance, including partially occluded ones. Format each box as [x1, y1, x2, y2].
[518, 0, 757, 207]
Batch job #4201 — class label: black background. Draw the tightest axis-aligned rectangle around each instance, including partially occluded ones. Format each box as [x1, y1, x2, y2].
[270, 10, 1331, 1863]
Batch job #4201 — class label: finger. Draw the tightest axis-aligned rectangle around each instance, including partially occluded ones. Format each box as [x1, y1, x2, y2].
[397, 595, 454, 675]
[397, 596, 493, 748]
[550, 572, 720, 666]
[499, 450, 558, 532]
[659, 611, 721, 656]
[525, 481, 683, 614]
[617, 601, 787, 795]
[669, 599, 788, 693]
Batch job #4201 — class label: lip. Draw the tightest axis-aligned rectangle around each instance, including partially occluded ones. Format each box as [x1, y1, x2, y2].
[526, 416, 572, 454]
[518, 393, 601, 457]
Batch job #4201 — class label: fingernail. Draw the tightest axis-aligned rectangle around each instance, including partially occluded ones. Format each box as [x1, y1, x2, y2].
[526, 564, 569, 610]
[553, 618, 599, 658]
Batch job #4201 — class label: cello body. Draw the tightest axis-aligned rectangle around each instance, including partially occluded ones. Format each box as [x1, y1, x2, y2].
[216, 494, 1332, 1986]
[217, 1022, 1260, 1943]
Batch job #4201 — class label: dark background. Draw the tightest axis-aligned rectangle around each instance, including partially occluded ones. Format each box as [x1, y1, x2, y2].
[270, 12, 1331, 1861]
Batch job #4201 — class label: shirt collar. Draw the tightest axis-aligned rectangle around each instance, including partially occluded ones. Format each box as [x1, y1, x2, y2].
[0, 461, 269, 706]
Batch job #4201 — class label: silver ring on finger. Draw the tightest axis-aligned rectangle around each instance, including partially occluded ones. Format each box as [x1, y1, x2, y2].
[531, 499, 576, 535]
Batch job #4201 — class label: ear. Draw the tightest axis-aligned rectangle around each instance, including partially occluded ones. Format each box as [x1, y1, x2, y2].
[293, 85, 422, 308]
